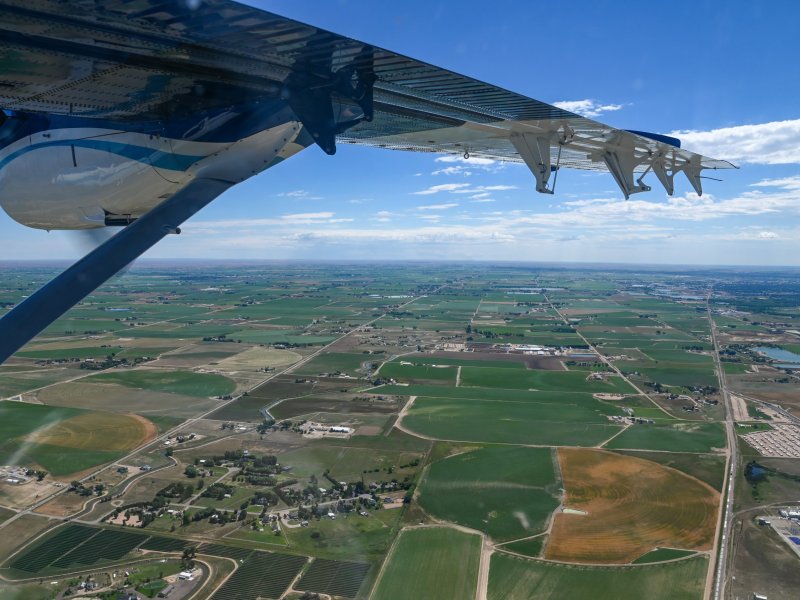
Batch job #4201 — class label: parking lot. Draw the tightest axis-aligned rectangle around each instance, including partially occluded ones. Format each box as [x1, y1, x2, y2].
[742, 423, 800, 458]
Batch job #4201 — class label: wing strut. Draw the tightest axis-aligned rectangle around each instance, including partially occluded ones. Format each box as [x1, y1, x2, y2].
[0, 177, 233, 365]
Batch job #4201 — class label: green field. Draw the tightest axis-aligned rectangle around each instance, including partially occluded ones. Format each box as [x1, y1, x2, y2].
[500, 535, 547, 558]
[419, 447, 559, 541]
[632, 548, 697, 564]
[282, 508, 400, 559]
[7, 525, 150, 574]
[459, 367, 634, 394]
[378, 362, 458, 384]
[488, 553, 708, 600]
[372, 528, 481, 600]
[392, 355, 528, 370]
[604, 422, 726, 453]
[403, 393, 622, 446]
[89, 369, 235, 397]
[0, 369, 77, 398]
[295, 352, 371, 376]
[0, 402, 138, 475]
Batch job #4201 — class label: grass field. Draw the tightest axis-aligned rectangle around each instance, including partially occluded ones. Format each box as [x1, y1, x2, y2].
[500, 535, 547, 558]
[378, 362, 458, 384]
[631, 548, 697, 564]
[294, 352, 370, 376]
[0, 369, 77, 398]
[545, 449, 719, 564]
[419, 446, 559, 541]
[488, 553, 708, 600]
[37, 381, 220, 417]
[0, 402, 153, 475]
[372, 527, 481, 600]
[402, 393, 622, 446]
[282, 509, 400, 559]
[604, 422, 726, 453]
[459, 367, 635, 394]
[88, 369, 235, 397]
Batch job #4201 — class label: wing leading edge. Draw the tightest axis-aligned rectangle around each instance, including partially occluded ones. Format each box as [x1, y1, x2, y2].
[0, 0, 735, 199]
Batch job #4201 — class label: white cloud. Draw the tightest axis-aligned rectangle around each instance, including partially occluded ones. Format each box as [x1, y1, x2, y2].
[452, 184, 517, 194]
[277, 189, 322, 200]
[670, 119, 800, 164]
[413, 183, 471, 195]
[188, 211, 348, 229]
[435, 155, 497, 166]
[277, 226, 515, 245]
[553, 99, 624, 118]
[373, 210, 397, 223]
[750, 175, 800, 189]
[417, 202, 459, 211]
[282, 212, 335, 220]
[432, 165, 472, 176]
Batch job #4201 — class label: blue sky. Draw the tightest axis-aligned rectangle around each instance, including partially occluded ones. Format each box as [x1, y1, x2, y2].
[3, 0, 800, 265]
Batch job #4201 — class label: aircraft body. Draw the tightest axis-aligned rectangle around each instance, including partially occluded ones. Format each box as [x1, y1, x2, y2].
[0, 0, 735, 363]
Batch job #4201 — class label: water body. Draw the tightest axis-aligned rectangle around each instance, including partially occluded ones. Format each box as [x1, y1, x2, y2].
[755, 346, 800, 369]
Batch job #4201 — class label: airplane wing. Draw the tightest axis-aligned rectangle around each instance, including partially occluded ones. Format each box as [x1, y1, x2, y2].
[0, 0, 735, 199]
[0, 0, 738, 363]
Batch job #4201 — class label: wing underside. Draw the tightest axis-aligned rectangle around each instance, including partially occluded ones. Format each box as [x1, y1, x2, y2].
[0, 0, 735, 198]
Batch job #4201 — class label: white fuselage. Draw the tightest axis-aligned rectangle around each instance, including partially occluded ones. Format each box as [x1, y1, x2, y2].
[0, 120, 307, 230]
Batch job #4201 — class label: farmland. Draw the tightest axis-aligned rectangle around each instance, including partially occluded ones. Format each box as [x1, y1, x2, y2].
[296, 558, 372, 598]
[488, 553, 709, 600]
[4, 262, 796, 599]
[371, 527, 481, 600]
[209, 551, 307, 600]
[604, 422, 727, 453]
[401, 393, 623, 446]
[419, 446, 559, 541]
[88, 369, 236, 397]
[545, 449, 719, 563]
[0, 401, 154, 475]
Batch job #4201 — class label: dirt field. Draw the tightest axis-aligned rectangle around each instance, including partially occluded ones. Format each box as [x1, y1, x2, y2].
[545, 448, 719, 564]
[729, 513, 800, 600]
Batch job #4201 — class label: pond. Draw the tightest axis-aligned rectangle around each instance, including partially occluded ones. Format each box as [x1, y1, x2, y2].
[754, 346, 800, 367]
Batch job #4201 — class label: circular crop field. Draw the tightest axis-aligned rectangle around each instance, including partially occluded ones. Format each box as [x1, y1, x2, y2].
[545, 448, 719, 564]
[26, 411, 155, 453]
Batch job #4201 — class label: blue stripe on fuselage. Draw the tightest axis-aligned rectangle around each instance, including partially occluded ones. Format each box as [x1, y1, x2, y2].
[0, 137, 207, 172]
[1, 100, 296, 150]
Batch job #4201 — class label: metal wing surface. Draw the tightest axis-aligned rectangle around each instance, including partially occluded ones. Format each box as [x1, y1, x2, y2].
[0, 0, 735, 196]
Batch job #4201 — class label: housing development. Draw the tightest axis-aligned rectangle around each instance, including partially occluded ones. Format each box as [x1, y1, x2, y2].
[0, 262, 799, 599]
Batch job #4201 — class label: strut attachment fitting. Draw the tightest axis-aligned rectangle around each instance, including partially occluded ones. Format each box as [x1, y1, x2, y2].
[283, 45, 376, 155]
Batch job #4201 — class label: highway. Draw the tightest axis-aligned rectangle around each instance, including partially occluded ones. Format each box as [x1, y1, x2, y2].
[708, 293, 738, 600]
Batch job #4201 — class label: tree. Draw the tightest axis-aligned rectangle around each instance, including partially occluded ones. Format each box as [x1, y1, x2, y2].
[184, 465, 198, 478]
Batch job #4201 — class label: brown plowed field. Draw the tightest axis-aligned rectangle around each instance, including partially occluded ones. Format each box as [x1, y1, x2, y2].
[545, 448, 719, 564]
